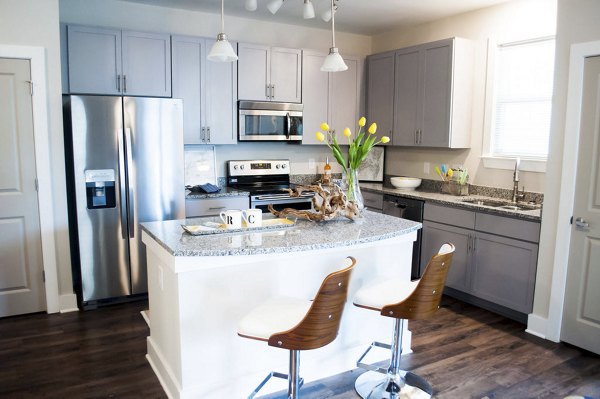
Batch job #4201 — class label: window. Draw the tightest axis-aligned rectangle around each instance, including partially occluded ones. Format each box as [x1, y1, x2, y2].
[490, 37, 555, 159]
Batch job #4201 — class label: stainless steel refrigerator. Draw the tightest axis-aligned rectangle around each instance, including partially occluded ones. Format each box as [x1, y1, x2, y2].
[64, 95, 184, 307]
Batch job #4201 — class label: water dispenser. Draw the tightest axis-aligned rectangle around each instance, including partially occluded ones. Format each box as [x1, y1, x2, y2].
[85, 169, 116, 209]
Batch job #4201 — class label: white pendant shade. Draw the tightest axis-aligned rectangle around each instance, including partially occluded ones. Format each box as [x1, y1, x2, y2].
[245, 0, 257, 11]
[321, 8, 333, 22]
[321, 48, 348, 72]
[208, 35, 238, 62]
[267, 0, 284, 14]
[303, 0, 315, 19]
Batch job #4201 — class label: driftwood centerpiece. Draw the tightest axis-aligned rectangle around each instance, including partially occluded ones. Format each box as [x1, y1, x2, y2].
[268, 184, 360, 221]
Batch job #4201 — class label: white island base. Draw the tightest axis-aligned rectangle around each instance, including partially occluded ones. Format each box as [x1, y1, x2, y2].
[142, 216, 419, 399]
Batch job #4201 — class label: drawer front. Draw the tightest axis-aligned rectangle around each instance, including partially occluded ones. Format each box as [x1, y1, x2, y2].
[475, 213, 540, 243]
[186, 197, 250, 217]
[362, 191, 383, 210]
[424, 203, 475, 229]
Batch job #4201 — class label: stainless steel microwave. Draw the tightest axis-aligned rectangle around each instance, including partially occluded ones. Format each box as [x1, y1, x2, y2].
[238, 101, 303, 141]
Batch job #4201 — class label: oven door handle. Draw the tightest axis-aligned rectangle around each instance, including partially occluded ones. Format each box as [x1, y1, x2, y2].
[285, 112, 291, 140]
[255, 194, 314, 201]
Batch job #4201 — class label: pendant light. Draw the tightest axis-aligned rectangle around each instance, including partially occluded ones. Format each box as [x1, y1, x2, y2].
[208, 0, 238, 62]
[303, 0, 315, 19]
[321, 0, 347, 72]
[244, 0, 257, 11]
[267, 0, 284, 14]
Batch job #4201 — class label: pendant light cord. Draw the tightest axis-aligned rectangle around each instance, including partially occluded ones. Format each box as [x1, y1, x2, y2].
[330, 0, 336, 48]
[221, 0, 225, 33]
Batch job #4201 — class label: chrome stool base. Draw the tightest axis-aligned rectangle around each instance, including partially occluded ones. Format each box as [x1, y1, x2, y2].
[355, 370, 432, 399]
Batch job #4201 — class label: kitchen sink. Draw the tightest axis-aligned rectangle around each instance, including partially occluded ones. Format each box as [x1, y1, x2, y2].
[461, 198, 541, 211]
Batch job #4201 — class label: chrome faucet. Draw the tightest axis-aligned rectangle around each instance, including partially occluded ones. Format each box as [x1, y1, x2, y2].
[512, 158, 525, 203]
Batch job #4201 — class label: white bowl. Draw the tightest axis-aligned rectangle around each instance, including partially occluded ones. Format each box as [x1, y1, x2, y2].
[390, 177, 422, 191]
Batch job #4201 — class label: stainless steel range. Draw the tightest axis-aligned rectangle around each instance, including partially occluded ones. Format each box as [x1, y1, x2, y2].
[227, 160, 314, 212]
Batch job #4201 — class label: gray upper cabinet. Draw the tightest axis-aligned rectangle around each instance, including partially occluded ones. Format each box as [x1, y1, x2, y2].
[172, 35, 237, 145]
[366, 51, 395, 145]
[368, 38, 474, 148]
[301, 50, 362, 145]
[238, 43, 301, 103]
[66, 25, 171, 97]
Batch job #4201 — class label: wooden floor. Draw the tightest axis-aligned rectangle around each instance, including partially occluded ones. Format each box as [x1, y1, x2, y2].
[0, 298, 598, 399]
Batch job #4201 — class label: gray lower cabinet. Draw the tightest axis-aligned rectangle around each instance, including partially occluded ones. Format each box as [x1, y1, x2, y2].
[186, 196, 250, 218]
[362, 191, 383, 213]
[421, 203, 540, 317]
[301, 50, 362, 145]
[172, 35, 237, 145]
[65, 25, 171, 97]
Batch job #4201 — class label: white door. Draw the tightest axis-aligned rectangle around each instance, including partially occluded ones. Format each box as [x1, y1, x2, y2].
[0, 58, 46, 317]
[562, 56, 600, 354]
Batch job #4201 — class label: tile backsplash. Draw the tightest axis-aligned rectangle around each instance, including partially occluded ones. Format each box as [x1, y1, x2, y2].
[184, 146, 217, 186]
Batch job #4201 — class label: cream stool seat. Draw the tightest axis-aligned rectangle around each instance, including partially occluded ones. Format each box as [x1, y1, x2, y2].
[237, 257, 356, 399]
[238, 297, 312, 341]
[353, 243, 455, 399]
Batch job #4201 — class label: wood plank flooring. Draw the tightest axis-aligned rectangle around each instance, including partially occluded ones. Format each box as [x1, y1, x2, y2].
[0, 297, 598, 398]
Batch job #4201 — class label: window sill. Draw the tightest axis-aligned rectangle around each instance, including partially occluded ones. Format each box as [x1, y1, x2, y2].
[481, 156, 546, 173]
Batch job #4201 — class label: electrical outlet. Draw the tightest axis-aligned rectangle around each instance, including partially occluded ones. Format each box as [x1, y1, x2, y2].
[308, 158, 316, 172]
[424, 162, 430, 174]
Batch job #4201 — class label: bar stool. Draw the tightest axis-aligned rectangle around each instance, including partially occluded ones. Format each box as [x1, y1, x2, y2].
[237, 256, 357, 399]
[353, 243, 455, 399]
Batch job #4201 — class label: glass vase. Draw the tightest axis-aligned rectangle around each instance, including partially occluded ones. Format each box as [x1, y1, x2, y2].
[345, 168, 364, 211]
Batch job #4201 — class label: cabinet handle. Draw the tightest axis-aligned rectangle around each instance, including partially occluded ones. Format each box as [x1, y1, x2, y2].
[271, 84, 275, 99]
[418, 130, 422, 144]
[207, 126, 211, 143]
[208, 206, 226, 210]
[467, 234, 471, 252]
[472, 236, 476, 252]
[123, 75, 127, 93]
[415, 130, 418, 144]
[201, 127, 205, 143]
[117, 75, 121, 92]
[265, 84, 269, 99]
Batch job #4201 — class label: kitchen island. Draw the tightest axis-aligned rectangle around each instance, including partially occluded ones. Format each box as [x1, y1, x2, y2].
[141, 211, 421, 399]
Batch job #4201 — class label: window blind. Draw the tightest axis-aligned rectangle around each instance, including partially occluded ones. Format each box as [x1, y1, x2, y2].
[492, 38, 555, 158]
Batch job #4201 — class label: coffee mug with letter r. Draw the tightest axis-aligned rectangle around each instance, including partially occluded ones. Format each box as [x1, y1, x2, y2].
[219, 210, 243, 229]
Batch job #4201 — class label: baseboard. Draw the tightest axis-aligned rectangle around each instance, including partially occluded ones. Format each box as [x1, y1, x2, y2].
[526, 313, 548, 339]
[59, 293, 78, 313]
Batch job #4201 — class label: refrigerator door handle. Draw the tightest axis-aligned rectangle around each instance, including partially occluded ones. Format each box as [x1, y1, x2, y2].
[125, 127, 135, 238]
[117, 129, 128, 239]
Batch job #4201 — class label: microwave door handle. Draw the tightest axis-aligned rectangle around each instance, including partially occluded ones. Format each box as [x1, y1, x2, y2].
[286, 112, 291, 140]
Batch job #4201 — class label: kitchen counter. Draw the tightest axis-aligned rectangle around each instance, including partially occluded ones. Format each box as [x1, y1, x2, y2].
[185, 186, 249, 199]
[141, 210, 421, 257]
[141, 211, 419, 398]
[360, 182, 542, 221]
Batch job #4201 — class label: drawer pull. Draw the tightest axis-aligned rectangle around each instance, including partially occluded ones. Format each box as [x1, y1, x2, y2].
[208, 206, 226, 210]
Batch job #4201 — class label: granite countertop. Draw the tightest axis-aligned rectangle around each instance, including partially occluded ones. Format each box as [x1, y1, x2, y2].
[360, 183, 542, 222]
[186, 186, 249, 199]
[141, 210, 421, 257]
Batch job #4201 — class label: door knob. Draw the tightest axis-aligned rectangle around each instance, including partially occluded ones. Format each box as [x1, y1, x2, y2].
[575, 217, 590, 231]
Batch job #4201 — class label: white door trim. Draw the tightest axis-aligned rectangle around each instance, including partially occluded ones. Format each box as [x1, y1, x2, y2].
[546, 40, 600, 341]
[0, 44, 60, 314]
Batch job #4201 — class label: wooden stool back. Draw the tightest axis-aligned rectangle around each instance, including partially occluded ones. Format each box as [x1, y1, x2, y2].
[268, 257, 357, 351]
[381, 244, 455, 320]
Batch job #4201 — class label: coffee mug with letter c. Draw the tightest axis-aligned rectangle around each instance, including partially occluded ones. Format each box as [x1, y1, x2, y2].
[220, 210, 243, 229]
[242, 209, 263, 227]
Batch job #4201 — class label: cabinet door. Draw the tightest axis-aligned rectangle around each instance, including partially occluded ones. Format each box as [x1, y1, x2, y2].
[238, 43, 270, 101]
[421, 221, 471, 292]
[205, 39, 237, 145]
[122, 31, 172, 97]
[270, 47, 302, 103]
[331, 56, 362, 134]
[472, 232, 538, 313]
[420, 41, 452, 147]
[301, 51, 329, 145]
[393, 48, 420, 146]
[67, 25, 122, 95]
[172, 36, 204, 144]
[367, 52, 395, 145]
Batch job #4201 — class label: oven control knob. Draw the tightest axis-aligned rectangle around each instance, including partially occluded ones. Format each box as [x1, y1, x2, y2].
[233, 165, 238, 170]
[281, 164, 287, 169]
[276, 165, 280, 169]
[240, 165, 245, 170]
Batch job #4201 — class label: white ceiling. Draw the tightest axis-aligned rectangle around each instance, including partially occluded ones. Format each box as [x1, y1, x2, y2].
[120, 0, 517, 35]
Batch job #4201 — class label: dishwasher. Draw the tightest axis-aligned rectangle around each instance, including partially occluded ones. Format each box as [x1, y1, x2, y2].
[382, 195, 424, 280]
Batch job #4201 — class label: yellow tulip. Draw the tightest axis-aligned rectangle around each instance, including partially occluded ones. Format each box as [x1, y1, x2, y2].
[368, 123, 377, 134]
[320, 122, 330, 131]
[381, 136, 390, 144]
[447, 169, 454, 177]
[343, 127, 351, 137]
[358, 117, 366, 127]
[316, 131, 325, 142]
